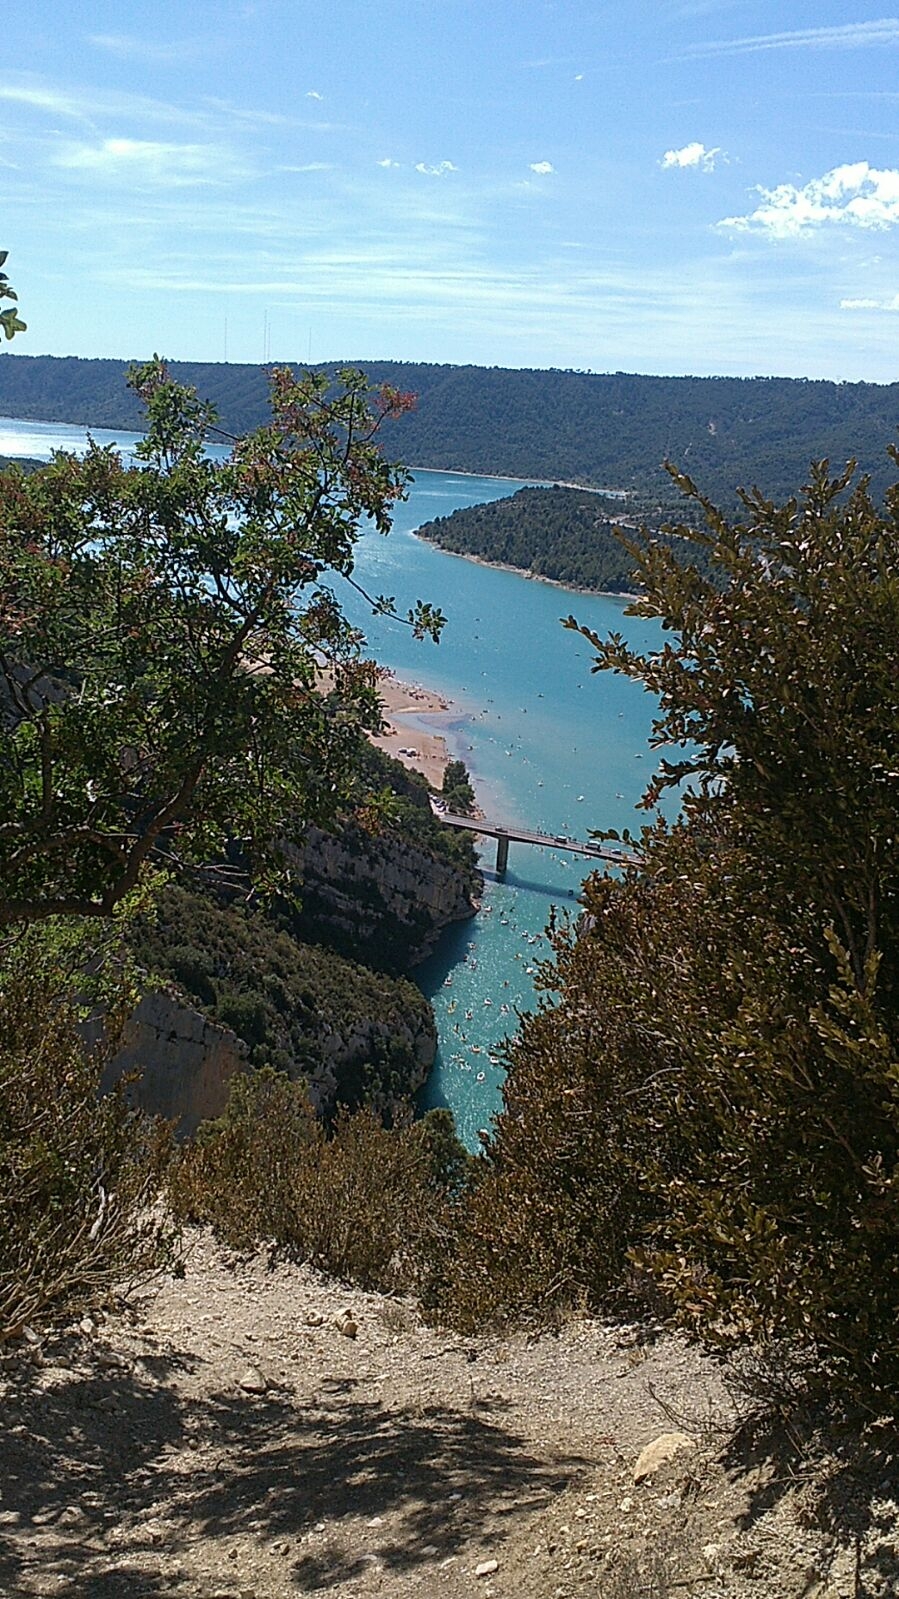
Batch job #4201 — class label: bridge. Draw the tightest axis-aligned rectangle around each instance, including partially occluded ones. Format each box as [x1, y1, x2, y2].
[433, 806, 640, 878]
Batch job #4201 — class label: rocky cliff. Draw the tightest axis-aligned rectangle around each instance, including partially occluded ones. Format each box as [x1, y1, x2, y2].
[289, 822, 480, 970]
[103, 972, 438, 1139]
[100, 988, 248, 1138]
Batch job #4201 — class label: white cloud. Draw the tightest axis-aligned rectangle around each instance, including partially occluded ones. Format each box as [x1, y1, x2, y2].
[841, 294, 899, 311]
[0, 75, 209, 130]
[88, 33, 202, 65]
[306, 90, 323, 100]
[279, 162, 332, 173]
[687, 19, 899, 58]
[415, 160, 457, 176]
[721, 161, 899, 237]
[377, 157, 400, 168]
[529, 160, 554, 175]
[53, 137, 246, 187]
[661, 141, 721, 171]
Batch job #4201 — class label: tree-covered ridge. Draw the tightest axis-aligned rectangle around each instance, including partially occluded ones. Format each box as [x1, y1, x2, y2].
[127, 882, 434, 1115]
[416, 485, 640, 591]
[415, 485, 712, 593]
[3, 355, 899, 508]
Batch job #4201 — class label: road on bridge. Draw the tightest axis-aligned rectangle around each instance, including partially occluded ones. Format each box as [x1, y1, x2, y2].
[431, 802, 640, 876]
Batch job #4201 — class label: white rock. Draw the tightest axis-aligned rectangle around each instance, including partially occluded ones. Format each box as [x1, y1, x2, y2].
[238, 1367, 268, 1394]
[476, 1559, 499, 1577]
[633, 1431, 695, 1483]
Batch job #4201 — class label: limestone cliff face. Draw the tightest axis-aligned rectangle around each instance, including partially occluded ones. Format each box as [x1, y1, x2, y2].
[290, 823, 480, 969]
[100, 989, 248, 1139]
[103, 980, 437, 1138]
[107, 816, 474, 1137]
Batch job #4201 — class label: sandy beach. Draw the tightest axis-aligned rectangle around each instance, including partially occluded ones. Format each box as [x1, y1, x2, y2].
[371, 670, 453, 789]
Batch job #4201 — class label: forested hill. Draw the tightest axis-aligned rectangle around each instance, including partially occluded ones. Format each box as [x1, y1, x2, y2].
[415, 485, 710, 593]
[2, 355, 899, 506]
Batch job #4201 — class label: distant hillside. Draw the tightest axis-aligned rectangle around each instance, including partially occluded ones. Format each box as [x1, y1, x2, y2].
[2, 355, 899, 508]
[415, 485, 713, 593]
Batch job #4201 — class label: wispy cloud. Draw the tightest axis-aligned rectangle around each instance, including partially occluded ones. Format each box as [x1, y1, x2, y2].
[88, 33, 205, 65]
[841, 296, 896, 309]
[0, 75, 207, 130]
[279, 161, 333, 173]
[415, 160, 457, 176]
[720, 161, 899, 237]
[687, 18, 899, 58]
[53, 137, 249, 187]
[529, 160, 554, 175]
[306, 90, 323, 101]
[377, 157, 401, 168]
[661, 141, 722, 171]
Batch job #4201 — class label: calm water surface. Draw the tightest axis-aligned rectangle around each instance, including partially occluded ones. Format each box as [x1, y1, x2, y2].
[0, 416, 661, 1147]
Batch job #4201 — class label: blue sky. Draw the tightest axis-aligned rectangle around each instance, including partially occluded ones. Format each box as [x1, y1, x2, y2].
[7, 3, 899, 379]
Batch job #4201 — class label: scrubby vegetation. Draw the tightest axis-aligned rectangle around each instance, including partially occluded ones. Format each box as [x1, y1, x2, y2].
[127, 881, 435, 1113]
[169, 1073, 468, 1294]
[437, 457, 899, 1417]
[0, 922, 175, 1342]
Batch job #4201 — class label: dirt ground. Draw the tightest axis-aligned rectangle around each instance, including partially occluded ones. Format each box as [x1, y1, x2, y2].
[2, 1229, 897, 1599]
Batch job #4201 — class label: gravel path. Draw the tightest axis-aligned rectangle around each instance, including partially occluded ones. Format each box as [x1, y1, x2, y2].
[1, 1230, 896, 1598]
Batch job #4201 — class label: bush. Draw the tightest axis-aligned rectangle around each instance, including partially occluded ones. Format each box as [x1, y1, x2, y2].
[437, 458, 899, 1416]
[169, 1071, 464, 1293]
[0, 923, 176, 1342]
[442, 758, 477, 816]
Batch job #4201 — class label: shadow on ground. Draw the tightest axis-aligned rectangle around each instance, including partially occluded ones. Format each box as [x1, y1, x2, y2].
[721, 1404, 899, 1599]
[1, 1337, 588, 1596]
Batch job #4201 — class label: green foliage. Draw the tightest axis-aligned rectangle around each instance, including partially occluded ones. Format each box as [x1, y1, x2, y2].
[0, 920, 175, 1342]
[416, 485, 715, 591]
[445, 456, 899, 1413]
[0, 251, 26, 341]
[417, 487, 642, 590]
[127, 881, 434, 1111]
[169, 1070, 458, 1293]
[0, 359, 443, 928]
[7, 356, 899, 509]
[441, 758, 477, 817]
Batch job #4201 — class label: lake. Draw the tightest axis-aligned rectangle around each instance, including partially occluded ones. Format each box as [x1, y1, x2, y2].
[0, 414, 662, 1147]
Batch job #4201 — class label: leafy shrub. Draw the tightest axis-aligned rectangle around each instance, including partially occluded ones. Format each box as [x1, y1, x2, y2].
[169, 1071, 464, 1293]
[0, 922, 176, 1342]
[441, 758, 477, 817]
[438, 458, 899, 1416]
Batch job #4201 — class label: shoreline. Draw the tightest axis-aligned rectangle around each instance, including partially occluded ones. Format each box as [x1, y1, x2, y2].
[410, 532, 640, 602]
[372, 670, 455, 790]
[0, 421, 624, 502]
[407, 463, 624, 498]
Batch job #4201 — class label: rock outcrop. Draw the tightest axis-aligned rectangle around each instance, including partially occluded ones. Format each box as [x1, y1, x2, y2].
[100, 989, 248, 1138]
[291, 823, 480, 970]
[103, 977, 437, 1137]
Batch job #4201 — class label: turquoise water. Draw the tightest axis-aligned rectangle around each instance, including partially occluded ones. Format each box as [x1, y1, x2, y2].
[0, 417, 661, 1148]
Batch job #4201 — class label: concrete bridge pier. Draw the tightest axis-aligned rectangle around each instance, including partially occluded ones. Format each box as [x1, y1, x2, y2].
[495, 833, 509, 877]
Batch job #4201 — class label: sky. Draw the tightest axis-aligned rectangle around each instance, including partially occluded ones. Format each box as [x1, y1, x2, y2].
[6, 2, 899, 380]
